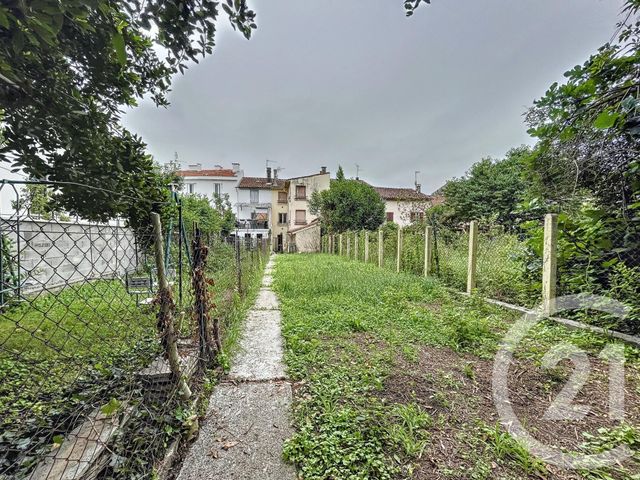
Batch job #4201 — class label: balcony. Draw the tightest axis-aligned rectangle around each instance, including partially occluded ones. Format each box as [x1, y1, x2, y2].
[236, 220, 269, 230]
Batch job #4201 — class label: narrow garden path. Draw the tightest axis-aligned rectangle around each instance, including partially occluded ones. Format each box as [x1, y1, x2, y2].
[177, 254, 295, 480]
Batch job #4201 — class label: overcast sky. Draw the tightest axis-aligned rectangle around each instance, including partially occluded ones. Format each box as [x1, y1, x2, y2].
[122, 0, 624, 193]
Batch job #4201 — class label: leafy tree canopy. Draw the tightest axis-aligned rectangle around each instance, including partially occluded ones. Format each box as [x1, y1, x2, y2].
[0, 0, 256, 226]
[310, 174, 385, 233]
[440, 146, 532, 227]
[525, 0, 640, 216]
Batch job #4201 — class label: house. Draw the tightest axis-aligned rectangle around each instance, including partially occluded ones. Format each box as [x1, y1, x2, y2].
[283, 168, 330, 253]
[176, 163, 241, 203]
[235, 168, 283, 241]
[372, 185, 432, 227]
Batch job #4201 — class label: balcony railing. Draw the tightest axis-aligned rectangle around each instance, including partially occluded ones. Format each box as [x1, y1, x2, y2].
[236, 220, 269, 230]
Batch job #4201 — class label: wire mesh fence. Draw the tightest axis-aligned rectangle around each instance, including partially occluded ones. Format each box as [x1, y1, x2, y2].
[322, 213, 640, 336]
[0, 180, 267, 479]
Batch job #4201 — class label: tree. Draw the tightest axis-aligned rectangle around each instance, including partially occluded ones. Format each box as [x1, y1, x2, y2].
[0, 1, 256, 225]
[336, 166, 346, 181]
[310, 179, 385, 232]
[525, 0, 640, 216]
[440, 146, 532, 227]
[11, 183, 54, 219]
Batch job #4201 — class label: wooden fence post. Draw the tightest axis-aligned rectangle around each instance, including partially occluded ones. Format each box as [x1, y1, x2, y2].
[339, 234, 343, 256]
[466, 220, 478, 294]
[424, 225, 433, 277]
[151, 212, 191, 401]
[346, 233, 351, 258]
[542, 213, 558, 316]
[364, 231, 370, 263]
[396, 227, 402, 273]
[378, 229, 383, 268]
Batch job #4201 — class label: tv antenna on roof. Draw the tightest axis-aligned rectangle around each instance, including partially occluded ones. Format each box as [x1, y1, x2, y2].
[355, 164, 361, 180]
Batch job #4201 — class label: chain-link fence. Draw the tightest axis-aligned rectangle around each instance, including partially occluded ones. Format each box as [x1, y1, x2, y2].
[322, 213, 640, 335]
[0, 180, 267, 479]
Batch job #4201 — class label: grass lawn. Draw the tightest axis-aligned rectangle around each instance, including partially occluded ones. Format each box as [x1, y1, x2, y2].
[274, 254, 640, 480]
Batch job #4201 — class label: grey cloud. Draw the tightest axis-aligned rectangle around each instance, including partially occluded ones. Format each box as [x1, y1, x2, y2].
[123, 0, 624, 192]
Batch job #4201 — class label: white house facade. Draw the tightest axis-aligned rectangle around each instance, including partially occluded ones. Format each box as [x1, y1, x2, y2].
[176, 163, 242, 203]
[235, 173, 276, 240]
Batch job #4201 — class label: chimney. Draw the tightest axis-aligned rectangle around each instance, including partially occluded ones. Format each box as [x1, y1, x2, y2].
[231, 162, 240, 173]
[416, 184, 422, 193]
[267, 167, 272, 183]
[320, 166, 327, 174]
[187, 163, 202, 171]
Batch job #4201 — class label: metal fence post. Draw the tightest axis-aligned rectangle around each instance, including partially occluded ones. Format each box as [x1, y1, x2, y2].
[364, 231, 369, 263]
[424, 225, 433, 277]
[378, 228, 383, 268]
[466, 220, 478, 294]
[396, 227, 402, 273]
[542, 213, 558, 316]
[235, 236, 242, 296]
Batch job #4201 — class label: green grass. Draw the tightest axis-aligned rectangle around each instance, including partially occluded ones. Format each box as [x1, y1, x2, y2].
[0, 240, 267, 478]
[274, 254, 640, 479]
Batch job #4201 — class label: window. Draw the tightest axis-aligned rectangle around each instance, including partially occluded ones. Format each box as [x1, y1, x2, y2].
[295, 210, 306, 225]
[386, 212, 394, 222]
[213, 183, 222, 197]
[250, 189, 259, 203]
[278, 191, 287, 203]
[278, 213, 288, 224]
[187, 183, 195, 194]
[295, 185, 306, 200]
[410, 212, 424, 222]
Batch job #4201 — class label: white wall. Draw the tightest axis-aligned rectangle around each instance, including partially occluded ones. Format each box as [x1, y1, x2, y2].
[181, 177, 238, 204]
[1, 218, 137, 296]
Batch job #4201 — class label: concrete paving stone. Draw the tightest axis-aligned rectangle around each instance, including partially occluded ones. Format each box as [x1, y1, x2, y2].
[229, 310, 286, 381]
[176, 382, 295, 480]
[262, 275, 273, 287]
[255, 288, 279, 310]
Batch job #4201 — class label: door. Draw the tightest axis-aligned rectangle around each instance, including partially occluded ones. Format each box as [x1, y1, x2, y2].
[277, 234, 283, 253]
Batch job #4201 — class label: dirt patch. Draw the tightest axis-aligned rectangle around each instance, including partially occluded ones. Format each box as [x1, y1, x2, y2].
[380, 345, 640, 479]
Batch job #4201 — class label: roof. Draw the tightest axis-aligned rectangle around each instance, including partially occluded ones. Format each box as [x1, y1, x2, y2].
[238, 176, 285, 189]
[372, 186, 431, 201]
[176, 169, 237, 178]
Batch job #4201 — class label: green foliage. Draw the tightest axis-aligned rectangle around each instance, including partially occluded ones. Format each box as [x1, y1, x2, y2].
[275, 254, 640, 478]
[481, 423, 548, 476]
[0, 0, 256, 225]
[180, 193, 235, 239]
[440, 146, 533, 227]
[525, 1, 640, 232]
[11, 183, 54, 219]
[310, 177, 385, 233]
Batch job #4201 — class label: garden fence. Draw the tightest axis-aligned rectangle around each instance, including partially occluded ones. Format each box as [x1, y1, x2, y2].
[322, 215, 640, 335]
[0, 180, 268, 479]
